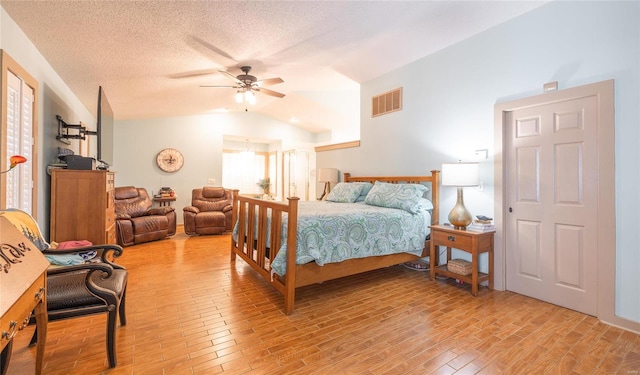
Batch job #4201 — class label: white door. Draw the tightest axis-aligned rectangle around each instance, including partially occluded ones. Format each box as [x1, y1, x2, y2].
[282, 150, 309, 200]
[505, 94, 599, 315]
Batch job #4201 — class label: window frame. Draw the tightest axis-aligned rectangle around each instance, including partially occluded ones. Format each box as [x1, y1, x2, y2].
[222, 149, 271, 196]
[1, 50, 39, 216]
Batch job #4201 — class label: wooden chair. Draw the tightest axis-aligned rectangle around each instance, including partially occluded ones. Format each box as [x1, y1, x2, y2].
[0, 209, 127, 368]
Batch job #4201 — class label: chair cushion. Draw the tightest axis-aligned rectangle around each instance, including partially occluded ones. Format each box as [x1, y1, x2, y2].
[115, 187, 153, 218]
[47, 268, 127, 319]
[47, 271, 104, 310]
[195, 211, 226, 229]
[202, 187, 225, 199]
[114, 186, 139, 200]
[131, 216, 168, 231]
[193, 199, 230, 212]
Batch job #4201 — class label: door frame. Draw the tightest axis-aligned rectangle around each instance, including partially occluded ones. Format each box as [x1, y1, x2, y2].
[494, 80, 637, 332]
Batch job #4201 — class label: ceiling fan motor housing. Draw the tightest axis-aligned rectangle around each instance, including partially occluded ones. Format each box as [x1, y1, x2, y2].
[237, 74, 257, 85]
[202, 65, 285, 98]
[238, 66, 257, 85]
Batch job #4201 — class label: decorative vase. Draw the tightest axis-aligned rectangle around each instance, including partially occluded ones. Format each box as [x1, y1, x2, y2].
[448, 186, 472, 229]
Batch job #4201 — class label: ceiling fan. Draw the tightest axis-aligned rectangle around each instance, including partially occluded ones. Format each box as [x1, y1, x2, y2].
[200, 66, 285, 103]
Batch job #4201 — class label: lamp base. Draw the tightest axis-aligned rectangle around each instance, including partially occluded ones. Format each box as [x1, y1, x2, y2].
[318, 182, 330, 200]
[448, 186, 472, 229]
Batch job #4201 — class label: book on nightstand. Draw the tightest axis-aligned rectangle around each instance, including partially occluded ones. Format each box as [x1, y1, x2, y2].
[467, 224, 496, 232]
[467, 217, 495, 232]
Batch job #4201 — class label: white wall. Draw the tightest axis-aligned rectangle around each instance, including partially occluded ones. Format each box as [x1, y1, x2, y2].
[115, 111, 318, 224]
[317, 1, 640, 324]
[1, 8, 96, 235]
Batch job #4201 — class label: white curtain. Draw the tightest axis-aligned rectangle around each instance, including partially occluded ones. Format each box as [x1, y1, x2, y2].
[222, 151, 266, 195]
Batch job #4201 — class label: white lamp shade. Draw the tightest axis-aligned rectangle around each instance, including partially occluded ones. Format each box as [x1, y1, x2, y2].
[317, 168, 339, 183]
[441, 162, 479, 187]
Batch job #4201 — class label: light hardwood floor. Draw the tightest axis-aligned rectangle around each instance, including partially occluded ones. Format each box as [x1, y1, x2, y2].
[8, 231, 640, 374]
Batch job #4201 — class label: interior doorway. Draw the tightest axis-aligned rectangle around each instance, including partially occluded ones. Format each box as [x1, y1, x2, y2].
[504, 92, 600, 315]
[493, 80, 639, 330]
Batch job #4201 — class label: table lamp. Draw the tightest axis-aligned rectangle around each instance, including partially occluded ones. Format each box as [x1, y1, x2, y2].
[317, 168, 338, 200]
[442, 162, 479, 229]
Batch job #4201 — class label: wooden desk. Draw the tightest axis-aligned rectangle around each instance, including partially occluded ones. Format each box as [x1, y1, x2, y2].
[153, 196, 176, 207]
[0, 217, 49, 375]
[429, 225, 494, 296]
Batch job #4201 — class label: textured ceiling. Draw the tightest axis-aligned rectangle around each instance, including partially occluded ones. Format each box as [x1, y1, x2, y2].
[2, 1, 547, 135]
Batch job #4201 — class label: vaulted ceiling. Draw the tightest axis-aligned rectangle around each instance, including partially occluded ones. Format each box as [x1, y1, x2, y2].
[2, 1, 547, 136]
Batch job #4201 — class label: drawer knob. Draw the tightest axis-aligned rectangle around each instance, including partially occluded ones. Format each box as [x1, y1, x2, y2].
[35, 287, 45, 301]
[447, 235, 456, 242]
[2, 321, 18, 341]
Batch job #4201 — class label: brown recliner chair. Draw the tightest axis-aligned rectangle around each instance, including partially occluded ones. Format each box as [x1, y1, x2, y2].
[114, 186, 177, 246]
[183, 187, 233, 235]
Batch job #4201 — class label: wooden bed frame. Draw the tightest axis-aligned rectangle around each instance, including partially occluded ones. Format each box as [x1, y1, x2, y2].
[230, 170, 440, 314]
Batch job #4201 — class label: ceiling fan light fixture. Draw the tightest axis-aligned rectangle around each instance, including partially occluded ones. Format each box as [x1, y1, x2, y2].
[203, 66, 283, 104]
[245, 91, 256, 105]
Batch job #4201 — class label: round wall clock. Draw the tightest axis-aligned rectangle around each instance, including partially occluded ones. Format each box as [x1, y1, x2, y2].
[156, 148, 184, 173]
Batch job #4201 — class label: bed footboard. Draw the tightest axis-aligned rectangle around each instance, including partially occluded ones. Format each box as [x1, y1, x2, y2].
[230, 193, 299, 314]
[229, 170, 440, 315]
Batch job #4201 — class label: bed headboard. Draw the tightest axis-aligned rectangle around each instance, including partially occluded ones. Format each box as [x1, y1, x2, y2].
[343, 170, 440, 225]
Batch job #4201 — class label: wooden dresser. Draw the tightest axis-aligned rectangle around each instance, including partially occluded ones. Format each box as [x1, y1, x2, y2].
[50, 169, 116, 245]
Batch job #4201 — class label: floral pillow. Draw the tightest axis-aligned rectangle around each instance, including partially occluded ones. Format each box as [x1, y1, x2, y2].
[326, 182, 365, 203]
[364, 181, 429, 213]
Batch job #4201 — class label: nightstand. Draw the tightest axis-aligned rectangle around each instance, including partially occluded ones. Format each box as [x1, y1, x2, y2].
[429, 225, 494, 296]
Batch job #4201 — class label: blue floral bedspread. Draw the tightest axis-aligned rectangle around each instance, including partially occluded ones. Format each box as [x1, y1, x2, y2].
[234, 201, 431, 276]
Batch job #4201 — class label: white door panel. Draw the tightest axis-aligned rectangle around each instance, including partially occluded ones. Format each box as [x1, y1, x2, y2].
[506, 95, 598, 315]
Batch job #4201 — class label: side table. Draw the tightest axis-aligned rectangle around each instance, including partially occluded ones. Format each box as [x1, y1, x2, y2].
[153, 196, 176, 207]
[429, 224, 495, 296]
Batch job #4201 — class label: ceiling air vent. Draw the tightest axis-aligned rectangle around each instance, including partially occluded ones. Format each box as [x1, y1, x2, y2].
[372, 87, 402, 117]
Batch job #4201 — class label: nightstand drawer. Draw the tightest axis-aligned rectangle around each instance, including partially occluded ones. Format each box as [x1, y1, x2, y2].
[432, 230, 472, 249]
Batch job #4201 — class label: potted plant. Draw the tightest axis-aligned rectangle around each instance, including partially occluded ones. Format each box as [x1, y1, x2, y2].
[257, 178, 270, 195]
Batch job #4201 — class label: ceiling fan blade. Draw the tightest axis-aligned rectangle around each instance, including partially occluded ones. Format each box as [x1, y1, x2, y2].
[218, 70, 244, 86]
[256, 77, 284, 86]
[257, 87, 285, 98]
[191, 35, 236, 62]
[200, 85, 241, 88]
[168, 69, 219, 79]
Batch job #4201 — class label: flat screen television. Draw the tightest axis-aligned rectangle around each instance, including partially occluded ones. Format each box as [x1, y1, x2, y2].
[97, 86, 114, 167]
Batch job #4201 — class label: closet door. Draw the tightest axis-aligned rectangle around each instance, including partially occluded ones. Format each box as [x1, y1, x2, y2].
[282, 150, 295, 199]
[282, 150, 309, 200]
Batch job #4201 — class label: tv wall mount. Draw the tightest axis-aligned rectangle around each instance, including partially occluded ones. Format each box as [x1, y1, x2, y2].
[56, 114, 97, 142]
